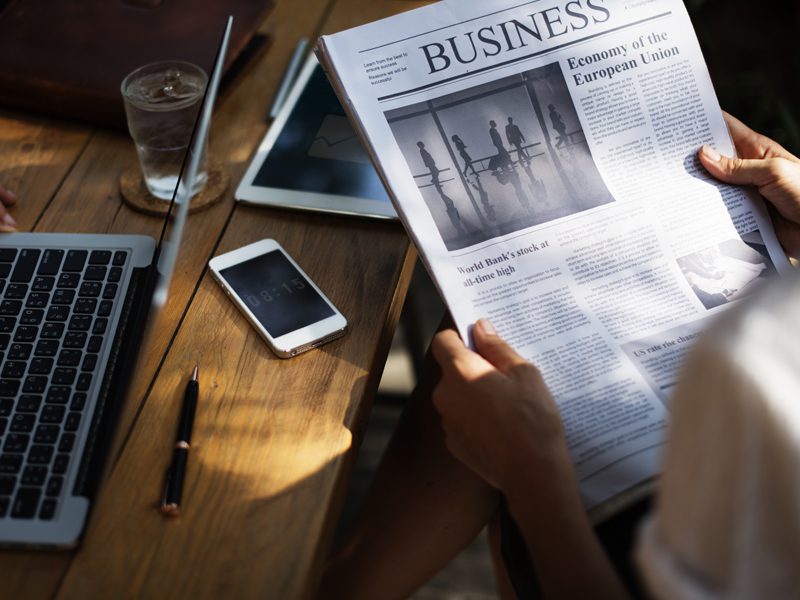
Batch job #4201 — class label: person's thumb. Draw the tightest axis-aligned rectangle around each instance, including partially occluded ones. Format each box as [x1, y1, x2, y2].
[699, 144, 780, 188]
[472, 319, 529, 375]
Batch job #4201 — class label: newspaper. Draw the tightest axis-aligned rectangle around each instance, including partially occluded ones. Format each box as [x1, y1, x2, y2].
[317, 0, 794, 512]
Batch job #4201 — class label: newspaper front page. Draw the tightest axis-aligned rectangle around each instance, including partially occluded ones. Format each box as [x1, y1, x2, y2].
[318, 0, 793, 511]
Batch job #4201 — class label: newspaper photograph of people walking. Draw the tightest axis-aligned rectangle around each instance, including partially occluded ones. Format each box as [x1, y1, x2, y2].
[385, 62, 613, 251]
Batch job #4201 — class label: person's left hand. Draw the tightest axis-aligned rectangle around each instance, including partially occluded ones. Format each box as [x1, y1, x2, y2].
[699, 113, 800, 259]
[431, 319, 571, 495]
[0, 184, 18, 232]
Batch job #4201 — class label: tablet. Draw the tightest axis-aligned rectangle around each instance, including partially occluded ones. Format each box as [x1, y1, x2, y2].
[235, 54, 397, 219]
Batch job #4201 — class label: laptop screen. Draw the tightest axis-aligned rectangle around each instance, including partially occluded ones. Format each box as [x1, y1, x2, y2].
[152, 16, 233, 308]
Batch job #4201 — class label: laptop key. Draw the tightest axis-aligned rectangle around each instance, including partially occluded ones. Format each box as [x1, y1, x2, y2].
[11, 250, 41, 283]
[0, 299, 22, 315]
[0, 398, 12, 416]
[70, 393, 87, 411]
[0, 378, 19, 398]
[64, 332, 87, 348]
[57, 349, 82, 367]
[64, 412, 81, 431]
[0, 333, 8, 349]
[8, 343, 32, 360]
[29, 357, 53, 375]
[45, 476, 63, 497]
[82, 353, 97, 372]
[17, 396, 41, 413]
[0, 248, 17, 262]
[14, 326, 39, 343]
[68, 315, 91, 331]
[19, 465, 42, 486]
[0, 379, 21, 396]
[35, 340, 59, 357]
[40, 406, 66, 425]
[102, 283, 118, 300]
[0, 496, 9, 518]
[46, 305, 69, 322]
[0, 475, 14, 495]
[113, 250, 127, 266]
[0, 317, 14, 333]
[3, 433, 30, 453]
[92, 318, 108, 335]
[46, 304, 70, 322]
[22, 376, 48, 394]
[108, 267, 122, 283]
[5, 283, 29, 299]
[78, 281, 102, 297]
[87, 335, 102, 353]
[52, 289, 75, 304]
[0, 454, 23, 474]
[39, 498, 57, 520]
[26, 292, 50, 308]
[41, 322, 65, 339]
[11, 487, 41, 518]
[37, 249, 64, 275]
[34, 425, 59, 444]
[57, 273, 80, 289]
[98, 300, 113, 316]
[58, 433, 76, 453]
[63, 250, 87, 272]
[84, 266, 107, 281]
[1, 361, 26, 379]
[10, 414, 35, 432]
[28, 445, 54, 465]
[74, 298, 97, 314]
[20, 309, 44, 325]
[52, 454, 70, 474]
[89, 250, 112, 265]
[76, 373, 92, 392]
[46, 386, 71, 404]
[52, 368, 76, 386]
[0, 264, 9, 279]
[32, 276, 55, 292]
[0, 416, 6, 435]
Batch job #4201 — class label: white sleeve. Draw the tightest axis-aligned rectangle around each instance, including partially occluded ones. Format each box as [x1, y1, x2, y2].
[636, 273, 800, 599]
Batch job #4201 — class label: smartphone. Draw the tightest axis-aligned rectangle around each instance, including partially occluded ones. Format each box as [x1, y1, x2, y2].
[209, 239, 347, 357]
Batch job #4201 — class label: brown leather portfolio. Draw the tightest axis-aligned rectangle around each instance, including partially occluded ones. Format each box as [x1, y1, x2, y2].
[0, 0, 274, 128]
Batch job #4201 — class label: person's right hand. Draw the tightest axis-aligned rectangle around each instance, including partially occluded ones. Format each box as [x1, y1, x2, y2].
[0, 184, 17, 232]
[430, 319, 571, 496]
[699, 113, 800, 259]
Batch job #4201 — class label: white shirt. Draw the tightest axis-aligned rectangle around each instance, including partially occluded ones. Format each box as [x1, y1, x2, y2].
[637, 272, 800, 599]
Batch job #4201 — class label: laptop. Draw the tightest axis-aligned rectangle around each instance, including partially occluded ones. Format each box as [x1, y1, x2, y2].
[0, 17, 233, 548]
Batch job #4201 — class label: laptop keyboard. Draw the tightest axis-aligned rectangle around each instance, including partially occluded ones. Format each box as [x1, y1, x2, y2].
[0, 247, 128, 521]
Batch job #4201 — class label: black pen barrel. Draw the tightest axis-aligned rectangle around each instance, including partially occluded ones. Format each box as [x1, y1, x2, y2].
[165, 447, 189, 509]
[177, 381, 198, 444]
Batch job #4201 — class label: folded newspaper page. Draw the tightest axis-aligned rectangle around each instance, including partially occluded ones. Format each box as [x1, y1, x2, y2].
[318, 0, 793, 512]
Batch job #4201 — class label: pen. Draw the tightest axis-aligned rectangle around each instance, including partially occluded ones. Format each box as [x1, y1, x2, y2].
[269, 37, 308, 119]
[161, 365, 199, 517]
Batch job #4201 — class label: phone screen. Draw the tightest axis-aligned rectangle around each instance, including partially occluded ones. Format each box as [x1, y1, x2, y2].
[219, 250, 335, 338]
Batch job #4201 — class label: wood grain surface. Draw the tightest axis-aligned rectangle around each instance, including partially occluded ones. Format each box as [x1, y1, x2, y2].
[0, 0, 428, 597]
[0, 115, 94, 600]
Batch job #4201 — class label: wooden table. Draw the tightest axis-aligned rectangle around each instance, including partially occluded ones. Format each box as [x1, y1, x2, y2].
[0, 0, 427, 597]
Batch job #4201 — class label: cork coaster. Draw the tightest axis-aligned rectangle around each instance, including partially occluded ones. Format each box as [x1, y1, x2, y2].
[119, 159, 229, 216]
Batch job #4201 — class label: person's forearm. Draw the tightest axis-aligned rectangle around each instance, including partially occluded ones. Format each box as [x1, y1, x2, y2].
[504, 457, 629, 600]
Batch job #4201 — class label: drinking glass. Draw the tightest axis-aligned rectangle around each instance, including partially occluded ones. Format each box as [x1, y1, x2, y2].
[121, 61, 208, 200]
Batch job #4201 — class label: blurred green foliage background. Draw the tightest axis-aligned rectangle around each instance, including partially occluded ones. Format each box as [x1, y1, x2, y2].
[686, 0, 800, 154]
